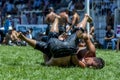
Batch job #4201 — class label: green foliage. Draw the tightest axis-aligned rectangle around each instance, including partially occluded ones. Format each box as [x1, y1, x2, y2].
[0, 46, 120, 80]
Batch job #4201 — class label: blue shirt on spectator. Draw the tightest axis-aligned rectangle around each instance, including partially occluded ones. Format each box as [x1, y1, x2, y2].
[4, 19, 12, 34]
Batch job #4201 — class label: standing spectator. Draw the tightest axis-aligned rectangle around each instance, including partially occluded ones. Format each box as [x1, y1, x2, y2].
[4, 14, 12, 35]
[33, 0, 42, 10]
[12, 4, 18, 15]
[75, 0, 84, 10]
[21, 13, 28, 24]
[31, 13, 38, 24]
[5, 0, 14, 14]
[110, 1, 117, 14]
[68, 0, 75, 11]
[26, 13, 31, 24]
[26, 0, 33, 10]
[106, 11, 114, 29]
[103, 25, 116, 50]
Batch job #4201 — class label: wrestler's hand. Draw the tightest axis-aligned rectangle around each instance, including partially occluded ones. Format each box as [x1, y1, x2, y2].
[79, 60, 86, 68]
[17, 32, 24, 40]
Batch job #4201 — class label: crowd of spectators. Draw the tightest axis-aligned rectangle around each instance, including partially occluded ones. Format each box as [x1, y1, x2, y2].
[0, 0, 119, 50]
[0, 0, 117, 26]
[91, 0, 117, 16]
[0, 0, 85, 27]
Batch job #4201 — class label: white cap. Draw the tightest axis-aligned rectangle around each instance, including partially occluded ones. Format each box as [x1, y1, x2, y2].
[7, 15, 11, 18]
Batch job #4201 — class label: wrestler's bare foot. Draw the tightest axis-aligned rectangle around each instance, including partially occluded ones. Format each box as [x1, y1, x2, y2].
[85, 14, 93, 23]
[76, 30, 83, 38]
[82, 33, 89, 40]
[77, 30, 88, 40]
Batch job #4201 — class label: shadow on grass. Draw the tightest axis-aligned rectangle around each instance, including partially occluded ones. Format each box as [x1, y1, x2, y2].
[2, 61, 81, 69]
[6, 62, 22, 66]
[35, 61, 79, 68]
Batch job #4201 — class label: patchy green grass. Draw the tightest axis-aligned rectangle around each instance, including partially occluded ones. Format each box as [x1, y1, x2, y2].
[0, 45, 120, 80]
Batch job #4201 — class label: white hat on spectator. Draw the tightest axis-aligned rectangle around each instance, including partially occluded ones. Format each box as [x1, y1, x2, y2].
[6, 15, 11, 18]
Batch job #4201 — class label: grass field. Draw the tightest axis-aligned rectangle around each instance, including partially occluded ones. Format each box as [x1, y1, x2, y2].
[0, 45, 120, 80]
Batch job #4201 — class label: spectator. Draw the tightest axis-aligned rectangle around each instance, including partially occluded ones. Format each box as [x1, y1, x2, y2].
[31, 13, 38, 24]
[68, 0, 75, 11]
[116, 38, 120, 52]
[106, 11, 114, 29]
[26, 13, 31, 24]
[12, 4, 18, 15]
[4, 14, 12, 35]
[16, 2, 26, 12]
[26, 29, 32, 39]
[103, 25, 116, 50]
[75, 0, 84, 10]
[33, 0, 42, 10]
[21, 13, 28, 24]
[5, 0, 14, 14]
[26, 0, 33, 10]
[110, 1, 117, 14]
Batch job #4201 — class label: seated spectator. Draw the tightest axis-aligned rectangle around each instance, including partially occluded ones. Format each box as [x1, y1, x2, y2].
[26, 29, 32, 39]
[103, 25, 117, 50]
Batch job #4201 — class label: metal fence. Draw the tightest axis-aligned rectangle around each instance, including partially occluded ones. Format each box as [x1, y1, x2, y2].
[89, 0, 117, 44]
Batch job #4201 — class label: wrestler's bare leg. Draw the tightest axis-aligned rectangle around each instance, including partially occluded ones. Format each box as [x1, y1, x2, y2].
[17, 32, 51, 64]
[83, 33, 96, 55]
[76, 14, 92, 39]
[77, 14, 92, 30]
[18, 32, 36, 48]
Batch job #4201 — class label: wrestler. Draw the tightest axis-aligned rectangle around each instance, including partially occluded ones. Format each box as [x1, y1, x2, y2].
[45, 7, 60, 35]
[66, 9, 80, 32]
[17, 14, 104, 69]
[58, 9, 71, 34]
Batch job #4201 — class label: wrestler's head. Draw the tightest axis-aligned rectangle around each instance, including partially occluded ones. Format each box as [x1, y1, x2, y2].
[49, 7, 54, 12]
[72, 9, 77, 14]
[84, 57, 105, 69]
[65, 9, 69, 14]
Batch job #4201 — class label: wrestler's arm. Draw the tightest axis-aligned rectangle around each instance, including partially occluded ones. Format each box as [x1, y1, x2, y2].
[71, 55, 86, 68]
[66, 15, 73, 32]
[72, 15, 77, 26]
[78, 60, 86, 68]
[53, 13, 61, 18]
[67, 15, 77, 31]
